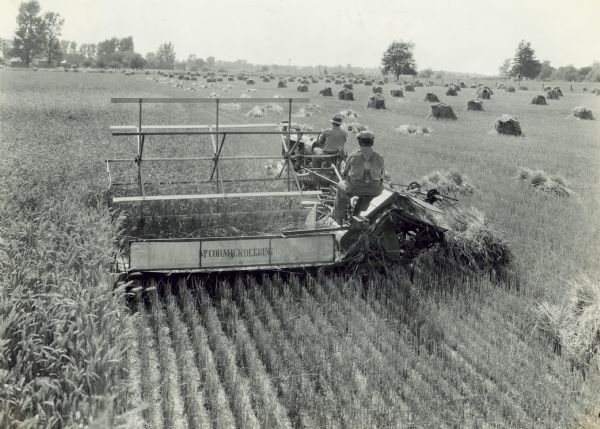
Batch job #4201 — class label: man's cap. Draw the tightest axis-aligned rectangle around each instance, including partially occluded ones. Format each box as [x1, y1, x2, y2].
[331, 114, 343, 125]
[356, 130, 375, 140]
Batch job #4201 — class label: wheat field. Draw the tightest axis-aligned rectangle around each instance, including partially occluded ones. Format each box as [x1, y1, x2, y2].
[1, 69, 599, 427]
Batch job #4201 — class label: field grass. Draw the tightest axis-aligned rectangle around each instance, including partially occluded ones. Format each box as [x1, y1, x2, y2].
[1, 69, 599, 427]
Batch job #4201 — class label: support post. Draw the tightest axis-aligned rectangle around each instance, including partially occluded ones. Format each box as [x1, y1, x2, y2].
[215, 98, 220, 192]
[137, 98, 145, 197]
[287, 98, 292, 191]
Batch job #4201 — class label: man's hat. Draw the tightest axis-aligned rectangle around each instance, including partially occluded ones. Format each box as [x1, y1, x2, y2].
[331, 114, 343, 125]
[356, 130, 375, 140]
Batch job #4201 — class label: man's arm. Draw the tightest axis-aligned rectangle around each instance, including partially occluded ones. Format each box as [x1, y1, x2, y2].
[318, 130, 327, 145]
[380, 156, 390, 181]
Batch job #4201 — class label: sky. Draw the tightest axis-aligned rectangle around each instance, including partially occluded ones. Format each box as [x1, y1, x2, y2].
[1, 0, 599, 75]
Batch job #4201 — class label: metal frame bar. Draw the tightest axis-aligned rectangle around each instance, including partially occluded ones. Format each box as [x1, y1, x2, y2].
[110, 123, 280, 130]
[113, 190, 323, 203]
[111, 97, 310, 103]
[137, 99, 145, 197]
[111, 131, 321, 136]
[107, 155, 284, 162]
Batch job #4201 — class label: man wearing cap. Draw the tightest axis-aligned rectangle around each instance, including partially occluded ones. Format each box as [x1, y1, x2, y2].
[312, 114, 347, 167]
[332, 130, 386, 224]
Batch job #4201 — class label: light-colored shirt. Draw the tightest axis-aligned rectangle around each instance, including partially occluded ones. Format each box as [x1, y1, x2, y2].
[318, 127, 347, 152]
[343, 147, 385, 184]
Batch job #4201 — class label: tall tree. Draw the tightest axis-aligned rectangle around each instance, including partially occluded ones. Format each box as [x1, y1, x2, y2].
[418, 68, 434, 79]
[552, 65, 579, 82]
[118, 36, 134, 53]
[381, 40, 417, 80]
[97, 37, 118, 57]
[156, 42, 176, 69]
[87, 43, 96, 60]
[145, 52, 157, 68]
[125, 52, 145, 69]
[186, 54, 204, 71]
[538, 60, 554, 80]
[205, 55, 215, 67]
[40, 11, 64, 66]
[60, 39, 69, 55]
[509, 40, 541, 79]
[498, 58, 511, 78]
[11, 0, 43, 66]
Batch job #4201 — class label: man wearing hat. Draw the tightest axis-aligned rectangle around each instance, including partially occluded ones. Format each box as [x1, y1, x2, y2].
[312, 114, 347, 167]
[332, 130, 386, 224]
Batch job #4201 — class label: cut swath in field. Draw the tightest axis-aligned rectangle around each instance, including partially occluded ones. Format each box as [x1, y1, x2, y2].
[516, 167, 576, 197]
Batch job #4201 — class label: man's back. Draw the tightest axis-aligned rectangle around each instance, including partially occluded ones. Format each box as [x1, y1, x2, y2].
[344, 147, 385, 184]
[319, 127, 347, 152]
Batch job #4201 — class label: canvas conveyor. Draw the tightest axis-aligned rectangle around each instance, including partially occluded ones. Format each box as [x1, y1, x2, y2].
[105, 97, 449, 279]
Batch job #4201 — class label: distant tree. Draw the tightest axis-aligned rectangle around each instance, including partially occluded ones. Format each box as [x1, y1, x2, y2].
[434, 70, 445, 80]
[552, 65, 579, 82]
[156, 42, 176, 69]
[126, 52, 145, 69]
[145, 51, 157, 68]
[578, 66, 592, 81]
[538, 60, 554, 80]
[96, 37, 131, 67]
[97, 37, 119, 57]
[261, 65, 269, 72]
[418, 68, 434, 79]
[186, 54, 204, 71]
[206, 56, 215, 67]
[60, 39, 69, 55]
[11, 0, 44, 66]
[585, 62, 600, 82]
[87, 43, 96, 60]
[40, 11, 64, 66]
[381, 40, 417, 80]
[69, 40, 77, 54]
[498, 58, 511, 78]
[509, 40, 541, 79]
[118, 36, 134, 53]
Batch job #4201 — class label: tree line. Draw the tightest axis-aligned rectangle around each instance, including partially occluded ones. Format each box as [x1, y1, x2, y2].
[8, 0, 209, 70]
[499, 40, 599, 82]
[9, 1, 598, 81]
